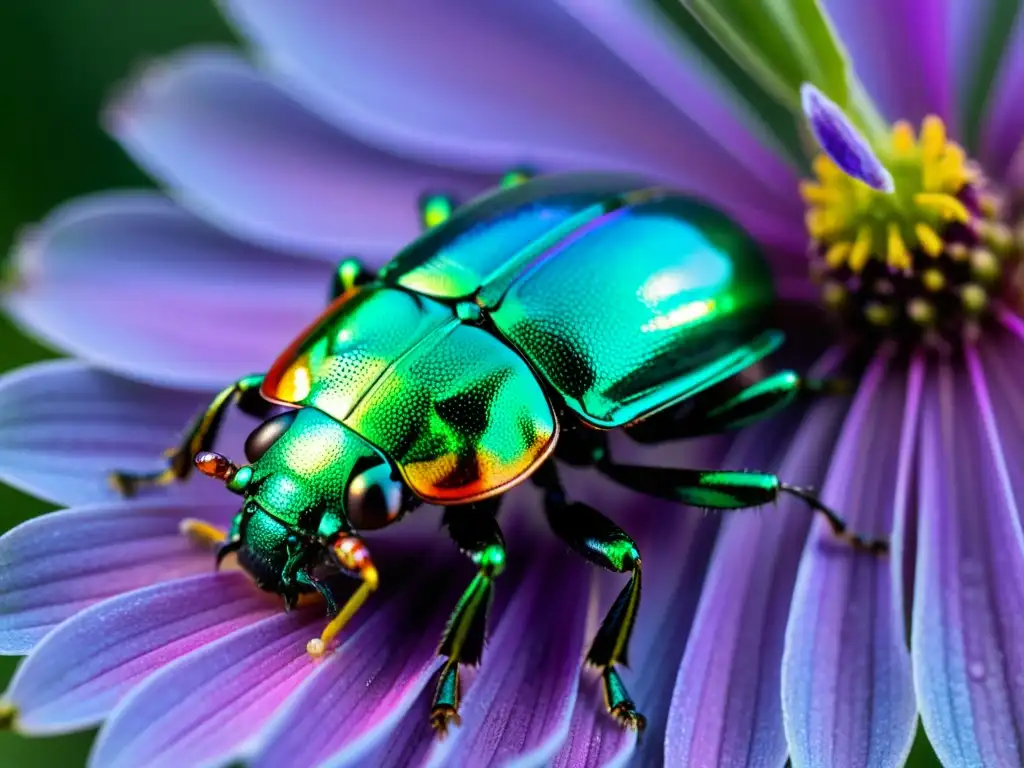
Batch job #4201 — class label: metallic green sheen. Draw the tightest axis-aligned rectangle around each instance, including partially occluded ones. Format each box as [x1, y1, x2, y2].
[382, 174, 650, 300]
[490, 196, 776, 427]
[247, 408, 386, 529]
[344, 320, 555, 503]
[262, 285, 451, 420]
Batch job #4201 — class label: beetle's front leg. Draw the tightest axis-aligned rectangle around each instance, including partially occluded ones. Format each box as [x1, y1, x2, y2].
[598, 458, 888, 554]
[109, 374, 269, 497]
[533, 462, 645, 730]
[431, 498, 506, 737]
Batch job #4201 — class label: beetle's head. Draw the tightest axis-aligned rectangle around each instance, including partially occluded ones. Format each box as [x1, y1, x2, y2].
[195, 408, 409, 602]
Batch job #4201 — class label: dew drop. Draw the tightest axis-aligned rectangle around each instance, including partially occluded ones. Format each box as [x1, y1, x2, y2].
[968, 660, 987, 681]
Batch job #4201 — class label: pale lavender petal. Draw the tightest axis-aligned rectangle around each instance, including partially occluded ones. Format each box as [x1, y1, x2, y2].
[979, 11, 1024, 175]
[553, 1, 801, 200]
[425, 553, 591, 767]
[667, 397, 847, 768]
[6, 571, 275, 734]
[0, 499, 235, 654]
[327, 687, 437, 768]
[801, 84, 894, 192]
[90, 606, 327, 768]
[782, 356, 917, 768]
[221, 1, 802, 234]
[0, 361, 249, 505]
[6, 192, 335, 390]
[913, 353, 1024, 767]
[106, 48, 489, 256]
[825, 0, 950, 125]
[248, 563, 463, 768]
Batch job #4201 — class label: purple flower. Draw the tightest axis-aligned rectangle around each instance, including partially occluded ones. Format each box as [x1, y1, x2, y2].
[2, 3, 1024, 767]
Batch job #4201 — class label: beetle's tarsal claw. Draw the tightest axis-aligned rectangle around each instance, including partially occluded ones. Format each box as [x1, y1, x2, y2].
[429, 705, 461, 738]
[108, 467, 177, 497]
[611, 702, 646, 732]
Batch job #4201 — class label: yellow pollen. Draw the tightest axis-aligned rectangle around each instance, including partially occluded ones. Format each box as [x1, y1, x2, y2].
[921, 269, 946, 292]
[803, 115, 973, 274]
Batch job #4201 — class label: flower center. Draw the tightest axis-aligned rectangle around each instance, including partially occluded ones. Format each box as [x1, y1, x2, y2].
[802, 116, 1020, 348]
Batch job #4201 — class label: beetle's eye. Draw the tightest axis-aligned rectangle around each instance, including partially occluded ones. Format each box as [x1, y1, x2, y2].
[244, 411, 298, 463]
[346, 463, 404, 530]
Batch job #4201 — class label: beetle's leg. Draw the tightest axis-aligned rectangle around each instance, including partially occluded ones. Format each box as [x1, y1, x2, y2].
[597, 458, 888, 554]
[532, 462, 646, 731]
[307, 534, 379, 657]
[431, 498, 506, 737]
[329, 257, 373, 300]
[626, 370, 850, 443]
[499, 167, 535, 188]
[420, 193, 458, 230]
[109, 373, 269, 496]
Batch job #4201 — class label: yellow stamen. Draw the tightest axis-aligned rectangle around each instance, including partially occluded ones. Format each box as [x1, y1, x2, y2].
[887, 224, 910, 271]
[915, 223, 944, 257]
[307, 565, 379, 657]
[799, 181, 840, 205]
[802, 115, 974, 274]
[913, 193, 969, 223]
[891, 121, 916, 155]
[921, 269, 946, 292]
[180, 518, 227, 549]
[849, 227, 874, 272]
[825, 241, 851, 268]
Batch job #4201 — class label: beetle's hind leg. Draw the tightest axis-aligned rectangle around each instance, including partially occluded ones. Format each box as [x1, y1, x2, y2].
[598, 458, 888, 554]
[431, 498, 506, 737]
[109, 373, 269, 497]
[626, 368, 849, 443]
[533, 462, 646, 731]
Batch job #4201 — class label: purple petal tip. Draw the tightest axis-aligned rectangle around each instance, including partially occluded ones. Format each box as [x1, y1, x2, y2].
[800, 83, 893, 193]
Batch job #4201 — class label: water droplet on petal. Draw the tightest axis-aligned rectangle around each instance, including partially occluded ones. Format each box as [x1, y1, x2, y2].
[801, 83, 894, 193]
[968, 660, 986, 681]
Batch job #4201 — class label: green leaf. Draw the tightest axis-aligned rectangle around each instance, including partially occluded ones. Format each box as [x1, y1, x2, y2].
[679, 0, 886, 144]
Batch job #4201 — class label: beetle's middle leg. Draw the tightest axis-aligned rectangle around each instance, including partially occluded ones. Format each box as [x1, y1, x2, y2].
[431, 498, 506, 737]
[109, 373, 269, 496]
[531, 461, 645, 730]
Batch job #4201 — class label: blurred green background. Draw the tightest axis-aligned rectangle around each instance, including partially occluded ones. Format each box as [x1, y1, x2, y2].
[0, 3, 942, 766]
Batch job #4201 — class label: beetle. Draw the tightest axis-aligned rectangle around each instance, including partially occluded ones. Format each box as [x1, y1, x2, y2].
[111, 171, 887, 735]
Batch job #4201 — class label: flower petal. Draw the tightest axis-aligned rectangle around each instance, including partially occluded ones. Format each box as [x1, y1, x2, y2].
[979, 10, 1024, 174]
[5, 571, 275, 734]
[89, 606, 326, 768]
[322, 687, 438, 768]
[247, 560, 463, 768]
[0, 499, 234, 654]
[912, 352, 1024, 767]
[424, 552, 590, 768]
[6, 192, 336, 390]
[824, 0, 950, 125]
[782, 355, 918, 768]
[106, 48, 489, 256]
[949, 0, 1022, 149]
[0, 360, 251, 505]
[666, 398, 847, 768]
[221, 1, 801, 237]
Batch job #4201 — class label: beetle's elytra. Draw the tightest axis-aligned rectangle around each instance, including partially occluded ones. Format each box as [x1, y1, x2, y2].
[111, 172, 888, 735]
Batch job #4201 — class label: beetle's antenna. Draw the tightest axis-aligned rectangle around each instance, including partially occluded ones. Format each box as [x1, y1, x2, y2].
[194, 451, 252, 494]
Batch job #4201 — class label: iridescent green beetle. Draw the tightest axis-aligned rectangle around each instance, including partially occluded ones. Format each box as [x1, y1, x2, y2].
[111, 172, 887, 735]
